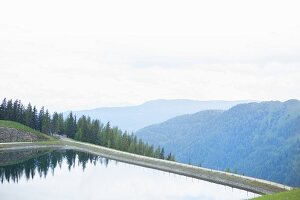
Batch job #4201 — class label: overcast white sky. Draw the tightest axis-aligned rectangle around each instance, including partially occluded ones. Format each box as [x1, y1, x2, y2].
[1, 0, 300, 112]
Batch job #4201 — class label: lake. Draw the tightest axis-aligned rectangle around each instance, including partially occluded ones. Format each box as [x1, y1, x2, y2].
[0, 149, 260, 200]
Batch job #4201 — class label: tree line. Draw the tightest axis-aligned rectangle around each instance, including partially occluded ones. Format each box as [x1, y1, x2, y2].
[0, 98, 175, 161]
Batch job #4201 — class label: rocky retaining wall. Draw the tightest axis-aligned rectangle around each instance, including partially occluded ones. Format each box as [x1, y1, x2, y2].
[0, 127, 39, 143]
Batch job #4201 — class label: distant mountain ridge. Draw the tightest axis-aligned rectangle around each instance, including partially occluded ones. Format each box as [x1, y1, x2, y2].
[136, 100, 300, 186]
[68, 99, 254, 132]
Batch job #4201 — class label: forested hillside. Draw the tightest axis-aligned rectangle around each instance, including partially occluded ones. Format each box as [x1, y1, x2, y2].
[137, 100, 300, 186]
[0, 98, 174, 161]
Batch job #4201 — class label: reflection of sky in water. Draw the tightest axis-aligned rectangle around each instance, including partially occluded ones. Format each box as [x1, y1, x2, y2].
[0, 153, 260, 200]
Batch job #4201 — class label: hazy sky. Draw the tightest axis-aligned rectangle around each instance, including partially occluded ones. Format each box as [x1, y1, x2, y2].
[1, 0, 300, 112]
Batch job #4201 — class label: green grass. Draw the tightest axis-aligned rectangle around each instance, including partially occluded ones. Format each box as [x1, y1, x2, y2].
[253, 189, 300, 200]
[0, 120, 55, 141]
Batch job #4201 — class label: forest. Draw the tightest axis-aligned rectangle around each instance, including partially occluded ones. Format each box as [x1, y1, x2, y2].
[0, 98, 175, 161]
[137, 100, 300, 186]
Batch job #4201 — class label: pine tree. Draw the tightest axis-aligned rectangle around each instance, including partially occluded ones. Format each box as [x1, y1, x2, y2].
[0, 98, 7, 119]
[58, 113, 64, 135]
[38, 107, 45, 132]
[51, 112, 59, 135]
[24, 103, 33, 127]
[13, 99, 24, 123]
[160, 147, 165, 159]
[32, 106, 38, 129]
[6, 99, 13, 121]
[65, 112, 76, 138]
[166, 153, 175, 161]
[42, 109, 51, 134]
[154, 146, 161, 158]
[91, 119, 100, 143]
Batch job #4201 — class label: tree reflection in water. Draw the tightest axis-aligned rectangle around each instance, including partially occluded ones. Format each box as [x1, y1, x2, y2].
[0, 149, 110, 183]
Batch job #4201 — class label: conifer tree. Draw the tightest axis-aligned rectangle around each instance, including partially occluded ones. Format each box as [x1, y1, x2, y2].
[0, 98, 7, 119]
[38, 107, 45, 132]
[32, 106, 38, 129]
[51, 112, 59, 135]
[6, 99, 13, 121]
[42, 109, 51, 134]
[58, 113, 64, 135]
[65, 112, 76, 138]
[24, 103, 33, 127]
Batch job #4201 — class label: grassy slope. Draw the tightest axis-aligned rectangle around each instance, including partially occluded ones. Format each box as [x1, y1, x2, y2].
[0, 120, 54, 141]
[253, 189, 300, 200]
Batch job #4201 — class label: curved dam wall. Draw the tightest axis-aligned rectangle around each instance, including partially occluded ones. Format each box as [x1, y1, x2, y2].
[0, 139, 293, 195]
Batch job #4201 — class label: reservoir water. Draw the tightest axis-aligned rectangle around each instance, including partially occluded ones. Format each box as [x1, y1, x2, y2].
[0, 149, 260, 200]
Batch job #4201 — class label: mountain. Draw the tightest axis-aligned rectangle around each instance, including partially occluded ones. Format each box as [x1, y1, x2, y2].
[136, 100, 300, 186]
[68, 99, 253, 132]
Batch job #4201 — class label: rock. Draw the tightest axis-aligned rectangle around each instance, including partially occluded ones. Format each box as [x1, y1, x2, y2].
[0, 127, 39, 143]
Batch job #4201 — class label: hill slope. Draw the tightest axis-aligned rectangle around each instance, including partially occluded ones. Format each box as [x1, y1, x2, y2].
[253, 188, 300, 200]
[136, 100, 300, 186]
[69, 99, 253, 132]
[0, 120, 53, 142]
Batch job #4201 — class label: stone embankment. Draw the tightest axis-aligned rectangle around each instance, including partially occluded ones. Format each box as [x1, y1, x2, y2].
[0, 127, 40, 143]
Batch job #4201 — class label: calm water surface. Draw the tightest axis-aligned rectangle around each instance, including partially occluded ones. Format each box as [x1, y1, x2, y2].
[0, 149, 260, 200]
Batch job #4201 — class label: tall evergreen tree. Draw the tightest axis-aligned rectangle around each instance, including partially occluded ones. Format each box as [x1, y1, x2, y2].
[12, 100, 22, 122]
[32, 106, 38, 129]
[65, 112, 76, 138]
[154, 146, 161, 158]
[38, 107, 45, 132]
[160, 147, 165, 159]
[42, 109, 51, 134]
[24, 103, 33, 127]
[166, 153, 175, 161]
[0, 98, 7, 119]
[6, 99, 13, 121]
[51, 112, 59, 135]
[57, 113, 64, 135]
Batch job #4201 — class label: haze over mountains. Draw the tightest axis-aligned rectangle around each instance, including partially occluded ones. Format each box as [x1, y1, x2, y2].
[69, 99, 253, 132]
[136, 100, 300, 186]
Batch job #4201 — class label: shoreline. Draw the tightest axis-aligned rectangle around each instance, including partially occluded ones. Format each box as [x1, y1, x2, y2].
[0, 139, 293, 195]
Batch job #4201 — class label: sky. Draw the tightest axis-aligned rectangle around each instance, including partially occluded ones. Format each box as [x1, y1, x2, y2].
[0, 0, 300, 112]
